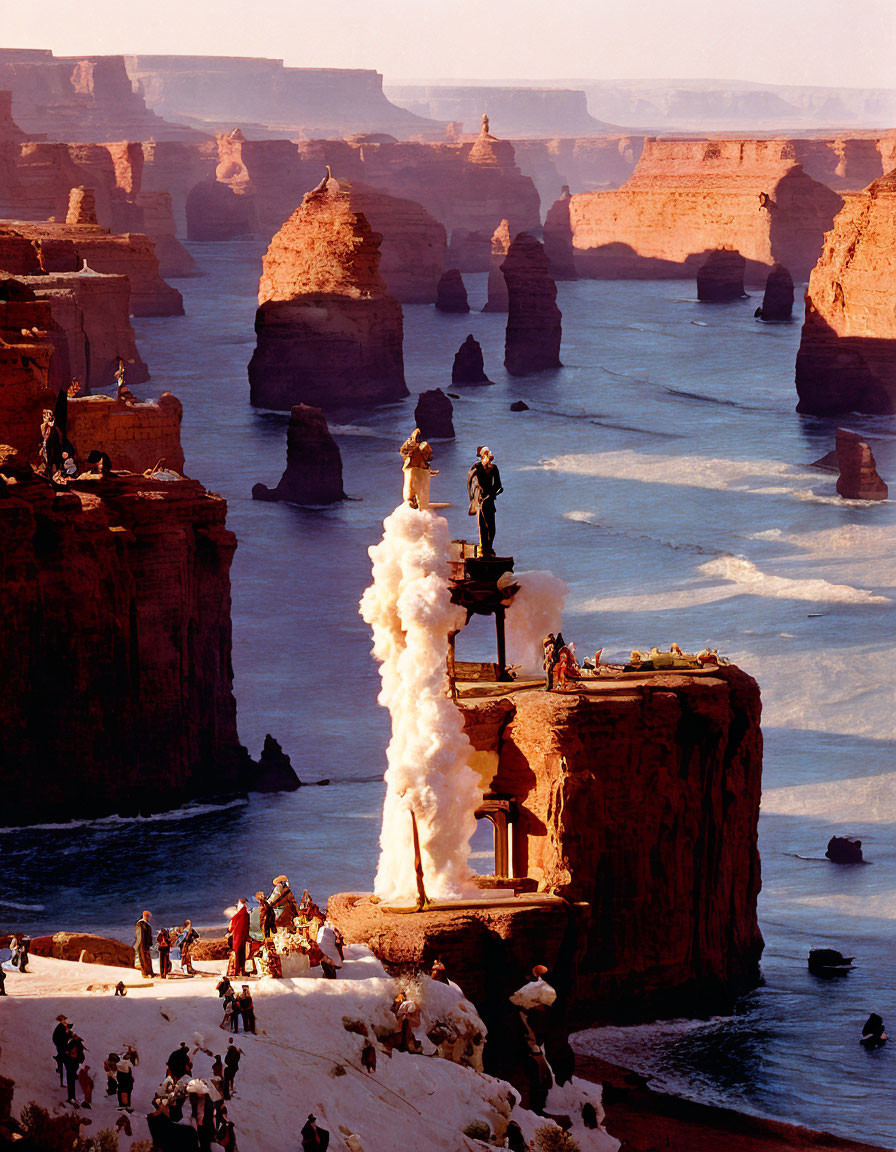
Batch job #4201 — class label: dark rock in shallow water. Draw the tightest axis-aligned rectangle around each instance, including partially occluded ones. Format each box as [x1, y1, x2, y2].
[252, 404, 346, 505]
[835, 428, 888, 500]
[502, 232, 563, 376]
[697, 249, 747, 302]
[808, 948, 854, 975]
[756, 262, 794, 320]
[435, 268, 469, 313]
[414, 387, 455, 439]
[510, 400, 529, 411]
[452, 334, 492, 384]
[826, 835, 863, 863]
[255, 734, 302, 792]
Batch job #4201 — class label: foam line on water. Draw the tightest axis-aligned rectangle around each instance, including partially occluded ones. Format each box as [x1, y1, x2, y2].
[764, 771, 896, 822]
[698, 556, 889, 604]
[0, 798, 249, 835]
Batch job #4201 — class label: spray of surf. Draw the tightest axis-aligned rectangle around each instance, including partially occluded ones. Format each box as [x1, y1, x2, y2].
[359, 503, 480, 903]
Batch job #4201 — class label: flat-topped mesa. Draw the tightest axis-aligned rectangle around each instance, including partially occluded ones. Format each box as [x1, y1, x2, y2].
[0, 49, 199, 142]
[483, 219, 511, 312]
[252, 403, 346, 505]
[565, 138, 844, 283]
[502, 232, 562, 376]
[0, 457, 257, 825]
[0, 220, 183, 317]
[249, 174, 407, 411]
[796, 173, 896, 415]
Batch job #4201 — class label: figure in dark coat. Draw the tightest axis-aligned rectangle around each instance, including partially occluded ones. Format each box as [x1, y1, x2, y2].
[467, 446, 503, 556]
[134, 911, 154, 977]
[301, 1115, 329, 1151]
[156, 926, 172, 978]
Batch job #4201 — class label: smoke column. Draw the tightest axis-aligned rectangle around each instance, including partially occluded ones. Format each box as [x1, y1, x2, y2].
[360, 503, 481, 903]
[503, 570, 568, 674]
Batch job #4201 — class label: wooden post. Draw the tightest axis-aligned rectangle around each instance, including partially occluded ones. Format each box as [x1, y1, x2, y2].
[495, 605, 507, 679]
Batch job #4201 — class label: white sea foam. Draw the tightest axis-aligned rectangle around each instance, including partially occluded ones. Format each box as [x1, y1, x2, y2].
[0, 798, 249, 835]
[764, 772, 896, 823]
[697, 556, 890, 604]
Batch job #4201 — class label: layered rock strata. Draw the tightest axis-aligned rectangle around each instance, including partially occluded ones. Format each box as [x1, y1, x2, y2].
[452, 334, 492, 385]
[835, 428, 888, 500]
[414, 388, 455, 439]
[348, 184, 446, 304]
[435, 268, 469, 313]
[502, 233, 562, 375]
[565, 139, 843, 282]
[0, 452, 255, 825]
[0, 221, 183, 316]
[483, 219, 511, 311]
[795, 173, 896, 414]
[757, 263, 794, 320]
[248, 176, 407, 411]
[696, 249, 746, 302]
[543, 189, 578, 280]
[252, 403, 346, 504]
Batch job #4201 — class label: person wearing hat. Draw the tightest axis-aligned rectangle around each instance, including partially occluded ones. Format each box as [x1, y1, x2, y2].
[254, 891, 276, 940]
[301, 1113, 329, 1151]
[104, 1053, 119, 1097]
[237, 985, 256, 1035]
[134, 910, 154, 978]
[175, 920, 199, 975]
[268, 876, 300, 929]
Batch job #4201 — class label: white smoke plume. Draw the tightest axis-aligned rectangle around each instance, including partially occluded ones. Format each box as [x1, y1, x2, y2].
[360, 503, 481, 904]
[503, 570, 568, 675]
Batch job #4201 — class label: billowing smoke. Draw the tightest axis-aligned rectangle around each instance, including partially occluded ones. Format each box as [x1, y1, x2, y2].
[360, 503, 481, 904]
[503, 570, 568, 675]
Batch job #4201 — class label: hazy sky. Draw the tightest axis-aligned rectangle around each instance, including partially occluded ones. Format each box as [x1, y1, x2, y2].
[5, 0, 896, 89]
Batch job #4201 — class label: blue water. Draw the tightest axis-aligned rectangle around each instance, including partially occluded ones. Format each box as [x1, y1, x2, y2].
[2, 244, 895, 1145]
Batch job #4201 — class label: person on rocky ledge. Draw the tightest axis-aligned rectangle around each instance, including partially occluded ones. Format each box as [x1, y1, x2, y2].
[134, 910, 154, 978]
[467, 445, 503, 557]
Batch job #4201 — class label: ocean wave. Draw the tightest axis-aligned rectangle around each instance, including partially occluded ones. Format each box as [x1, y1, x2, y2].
[0, 798, 249, 835]
[698, 556, 890, 604]
[0, 899, 46, 911]
[764, 771, 896, 823]
[663, 386, 767, 412]
[564, 510, 723, 556]
[329, 424, 393, 439]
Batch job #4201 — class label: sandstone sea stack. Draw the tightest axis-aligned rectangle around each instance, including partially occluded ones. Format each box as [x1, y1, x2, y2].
[501, 232, 562, 376]
[252, 403, 346, 505]
[696, 249, 746, 302]
[796, 172, 896, 414]
[483, 219, 511, 312]
[543, 186, 578, 280]
[452, 334, 492, 384]
[248, 174, 408, 411]
[757, 262, 794, 320]
[835, 428, 888, 500]
[435, 268, 469, 313]
[414, 387, 455, 439]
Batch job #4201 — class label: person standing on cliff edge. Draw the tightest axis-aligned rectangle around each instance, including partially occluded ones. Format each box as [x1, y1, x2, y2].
[134, 910, 153, 978]
[467, 446, 503, 557]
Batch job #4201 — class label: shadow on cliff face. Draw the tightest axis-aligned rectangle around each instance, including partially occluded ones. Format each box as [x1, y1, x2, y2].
[795, 311, 896, 415]
[766, 166, 843, 285]
[574, 243, 771, 288]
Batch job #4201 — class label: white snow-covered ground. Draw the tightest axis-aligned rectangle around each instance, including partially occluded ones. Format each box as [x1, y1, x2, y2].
[0, 947, 619, 1152]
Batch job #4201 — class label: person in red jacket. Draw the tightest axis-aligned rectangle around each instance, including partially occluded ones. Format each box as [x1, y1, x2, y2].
[228, 898, 250, 978]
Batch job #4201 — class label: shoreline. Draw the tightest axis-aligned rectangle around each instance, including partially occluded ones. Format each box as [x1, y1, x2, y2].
[575, 1054, 894, 1152]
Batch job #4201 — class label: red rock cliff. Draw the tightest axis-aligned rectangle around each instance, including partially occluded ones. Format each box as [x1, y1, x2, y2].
[457, 667, 764, 1020]
[0, 451, 253, 824]
[566, 138, 843, 282]
[502, 233, 562, 376]
[795, 172, 896, 414]
[248, 175, 407, 411]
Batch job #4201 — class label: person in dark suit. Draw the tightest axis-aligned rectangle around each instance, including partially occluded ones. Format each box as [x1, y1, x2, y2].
[134, 911, 154, 978]
[467, 446, 503, 556]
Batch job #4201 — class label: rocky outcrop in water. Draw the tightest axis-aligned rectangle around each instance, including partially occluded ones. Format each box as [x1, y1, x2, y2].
[543, 188, 578, 280]
[756, 262, 794, 320]
[252, 403, 346, 505]
[414, 388, 454, 439]
[452, 334, 492, 385]
[696, 249, 746, 301]
[565, 139, 843, 282]
[501, 232, 562, 376]
[483, 219, 511, 312]
[0, 450, 256, 825]
[435, 268, 469, 313]
[835, 428, 888, 500]
[796, 172, 896, 414]
[249, 175, 407, 411]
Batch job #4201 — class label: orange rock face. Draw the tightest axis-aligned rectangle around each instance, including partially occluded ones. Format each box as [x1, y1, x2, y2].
[0, 452, 253, 825]
[796, 173, 896, 414]
[30, 932, 132, 967]
[483, 219, 511, 311]
[564, 138, 843, 282]
[249, 177, 407, 410]
[835, 428, 888, 500]
[455, 667, 764, 1021]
